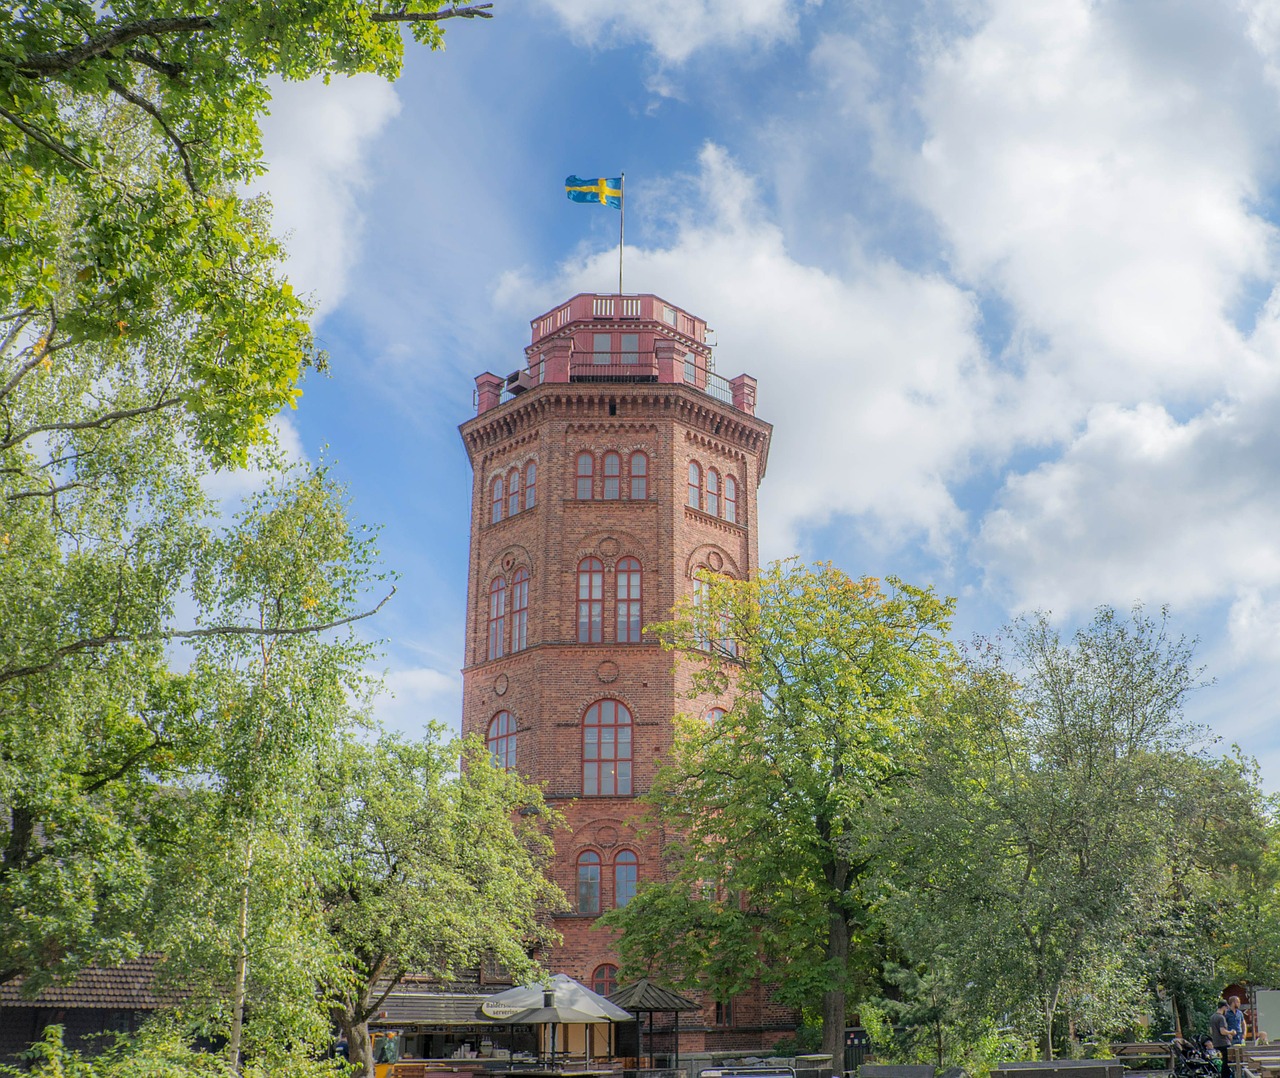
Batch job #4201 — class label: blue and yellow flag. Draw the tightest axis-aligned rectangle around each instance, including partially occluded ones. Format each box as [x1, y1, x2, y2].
[566, 175, 622, 208]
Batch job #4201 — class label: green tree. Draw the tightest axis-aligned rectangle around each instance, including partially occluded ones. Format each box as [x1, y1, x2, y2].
[315, 730, 565, 1078]
[606, 562, 955, 1059]
[903, 607, 1224, 1058]
[0, 0, 485, 994]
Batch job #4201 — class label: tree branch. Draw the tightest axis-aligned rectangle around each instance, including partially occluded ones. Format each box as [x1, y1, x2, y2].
[13, 17, 215, 77]
[0, 105, 94, 173]
[0, 588, 396, 686]
[107, 77, 200, 193]
[0, 396, 183, 452]
[370, 3, 494, 22]
[123, 49, 186, 81]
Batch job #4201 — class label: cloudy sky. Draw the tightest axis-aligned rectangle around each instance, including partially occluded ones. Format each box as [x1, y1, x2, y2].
[253, 0, 1280, 787]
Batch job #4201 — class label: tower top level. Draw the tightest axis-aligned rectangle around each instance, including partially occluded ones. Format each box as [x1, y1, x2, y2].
[472, 293, 757, 417]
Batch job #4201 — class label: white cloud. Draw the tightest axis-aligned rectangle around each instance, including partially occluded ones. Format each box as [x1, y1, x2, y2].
[371, 665, 463, 738]
[497, 143, 998, 559]
[536, 0, 809, 64]
[255, 75, 402, 319]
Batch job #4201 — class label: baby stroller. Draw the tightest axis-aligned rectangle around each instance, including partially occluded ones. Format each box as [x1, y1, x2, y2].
[1172, 1037, 1220, 1078]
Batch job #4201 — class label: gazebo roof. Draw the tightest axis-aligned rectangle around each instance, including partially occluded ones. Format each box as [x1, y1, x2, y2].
[607, 979, 698, 1013]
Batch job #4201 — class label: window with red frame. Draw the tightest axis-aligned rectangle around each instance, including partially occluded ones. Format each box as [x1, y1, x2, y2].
[704, 707, 727, 723]
[591, 964, 618, 997]
[593, 962, 619, 993]
[524, 460, 537, 509]
[614, 850, 638, 907]
[687, 461, 701, 509]
[490, 475, 503, 523]
[487, 711, 517, 770]
[583, 699, 632, 796]
[511, 567, 529, 652]
[487, 576, 506, 660]
[603, 451, 621, 499]
[577, 851, 601, 914]
[706, 468, 720, 516]
[576, 453, 594, 499]
[724, 474, 738, 523]
[630, 452, 648, 500]
[616, 557, 642, 643]
[577, 557, 603, 643]
[506, 468, 520, 517]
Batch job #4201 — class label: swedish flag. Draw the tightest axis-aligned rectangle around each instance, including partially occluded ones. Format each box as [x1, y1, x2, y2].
[566, 176, 623, 208]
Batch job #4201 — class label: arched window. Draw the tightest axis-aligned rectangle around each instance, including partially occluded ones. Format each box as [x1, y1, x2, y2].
[616, 557, 642, 644]
[487, 711, 517, 770]
[706, 469, 720, 517]
[724, 474, 737, 523]
[693, 574, 710, 650]
[511, 567, 529, 652]
[687, 461, 701, 510]
[577, 851, 601, 914]
[583, 699, 632, 796]
[576, 453, 594, 500]
[577, 557, 604, 643]
[602, 451, 621, 500]
[630, 452, 648, 500]
[614, 850, 638, 908]
[704, 707, 727, 723]
[507, 468, 520, 517]
[524, 460, 537, 509]
[487, 576, 507, 661]
[591, 963, 618, 997]
[490, 475, 503, 523]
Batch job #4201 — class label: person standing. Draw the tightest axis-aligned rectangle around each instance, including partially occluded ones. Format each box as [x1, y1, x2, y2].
[1212, 1001, 1233, 1078]
[1227, 997, 1248, 1045]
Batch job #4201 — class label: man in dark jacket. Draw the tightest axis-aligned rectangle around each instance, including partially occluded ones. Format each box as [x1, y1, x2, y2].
[1211, 1001, 1233, 1078]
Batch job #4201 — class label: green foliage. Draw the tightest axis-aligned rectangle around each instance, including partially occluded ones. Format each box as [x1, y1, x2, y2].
[897, 606, 1266, 1059]
[607, 561, 955, 1056]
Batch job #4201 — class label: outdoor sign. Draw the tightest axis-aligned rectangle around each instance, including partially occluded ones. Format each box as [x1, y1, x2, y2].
[480, 1000, 528, 1020]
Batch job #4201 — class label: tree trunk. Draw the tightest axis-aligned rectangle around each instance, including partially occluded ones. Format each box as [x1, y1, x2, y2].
[228, 836, 253, 1075]
[821, 904, 851, 1061]
[342, 1008, 375, 1078]
[1041, 997, 1056, 1061]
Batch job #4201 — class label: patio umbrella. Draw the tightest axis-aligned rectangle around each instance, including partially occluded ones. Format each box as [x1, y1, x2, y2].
[484, 975, 633, 1065]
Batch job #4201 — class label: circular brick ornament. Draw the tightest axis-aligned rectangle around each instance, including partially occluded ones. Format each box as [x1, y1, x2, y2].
[596, 825, 619, 848]
[596, 660, 619, 683]
[494, 673, 509, 696]
[598, 536, 620, 558]
[708, 550, 724, 570]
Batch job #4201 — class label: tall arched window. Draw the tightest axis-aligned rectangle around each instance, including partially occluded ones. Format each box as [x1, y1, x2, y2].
[577, 851, 601, 914]
[687, 461, 701, 510]
[616, 557, 642, 643]
[704, 707, 727, 723]
[583, 699, 632, 796]
[724, 474, 738, 523]
[511, 567, 529, 652]
[506, 468, 520, 517]
[524, 460, 537, 509]
[490, 475, 504, 523]
[576, 453, 594, 500]
[591, 964, 618, 997]
[614, 850, 638, 907]
[487, 577, 507, 660]
[602, 452, 621, 499]
[487, 711, 517, 770]
[706, 469, 720, 517]
[577, 558, 604, 643]
[630, 452, 648, 500]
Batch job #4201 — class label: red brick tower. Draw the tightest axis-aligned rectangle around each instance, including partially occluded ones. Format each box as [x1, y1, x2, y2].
[459, 294, 774, 1049]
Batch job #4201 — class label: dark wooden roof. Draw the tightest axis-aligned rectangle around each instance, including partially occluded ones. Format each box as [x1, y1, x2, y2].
[0, 956, 167, 1010]
[607, 979, 698, 1013]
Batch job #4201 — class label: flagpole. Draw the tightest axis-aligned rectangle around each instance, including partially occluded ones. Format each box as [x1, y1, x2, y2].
[618, 172, 625, 294]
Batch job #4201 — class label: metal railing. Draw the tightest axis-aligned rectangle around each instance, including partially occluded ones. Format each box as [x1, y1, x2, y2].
[491, 352, 734, 407]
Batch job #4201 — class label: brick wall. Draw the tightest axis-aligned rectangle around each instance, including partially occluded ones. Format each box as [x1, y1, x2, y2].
[459, 372, 791, 1043]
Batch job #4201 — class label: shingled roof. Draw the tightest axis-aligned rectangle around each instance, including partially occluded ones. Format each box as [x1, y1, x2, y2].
[0, 955, 168, 1010]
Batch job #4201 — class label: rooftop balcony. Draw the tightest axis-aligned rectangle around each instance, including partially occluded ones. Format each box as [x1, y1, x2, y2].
[472, 294, 757, 417]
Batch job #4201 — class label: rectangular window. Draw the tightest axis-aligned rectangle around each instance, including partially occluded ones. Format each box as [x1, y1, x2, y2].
[663, 305, 677, 326]
[684, 355, 697, 383]
[715, 1000, 734, 1026]
[620, 333, 639, 365]
[593, 332, 611, 365]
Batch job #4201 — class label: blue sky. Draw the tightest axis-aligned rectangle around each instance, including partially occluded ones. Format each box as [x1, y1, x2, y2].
[250, 0, 1280, 788]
